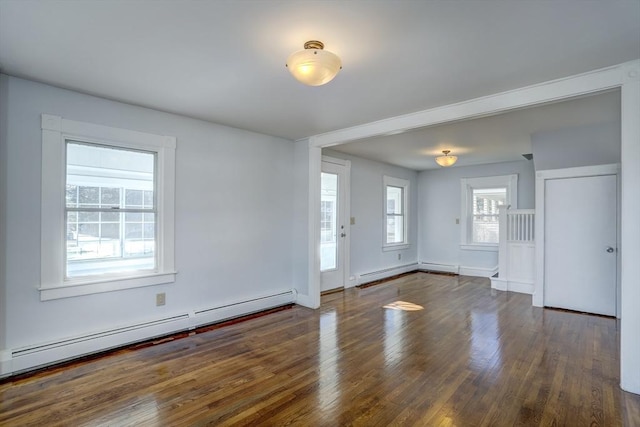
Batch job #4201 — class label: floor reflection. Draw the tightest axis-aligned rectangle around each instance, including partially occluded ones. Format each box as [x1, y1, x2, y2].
[470, 310, 502, 375]
[92, 395, 159, 426]
[383, 309, 405, 368]
[318, 310, 340, 413]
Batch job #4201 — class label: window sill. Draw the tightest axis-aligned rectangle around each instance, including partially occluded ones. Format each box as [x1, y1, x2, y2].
[460, 244, 498, 252]
[39, 271, 177, 301]
[382, 243, 411, 252]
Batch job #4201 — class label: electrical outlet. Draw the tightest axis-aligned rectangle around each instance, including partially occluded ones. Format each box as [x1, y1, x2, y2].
[350, 217, 356, 225]
[398, 253, 402, 260]
[156, 293, 166, 306]
[455, 218, 460, 224]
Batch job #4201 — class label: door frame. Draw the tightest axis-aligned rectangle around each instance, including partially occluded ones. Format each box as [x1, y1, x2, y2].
[534, 163, 621, 317]
[305, 59, 640, 394]
[321, 155, 351, 291]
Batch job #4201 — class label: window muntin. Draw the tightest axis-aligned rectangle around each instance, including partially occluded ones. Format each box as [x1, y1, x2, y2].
[383, 176, 410, 249]
[65, 141, 157, 278]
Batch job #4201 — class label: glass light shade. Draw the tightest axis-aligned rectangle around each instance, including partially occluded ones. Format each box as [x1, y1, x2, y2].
[435, 153, 458, 167]
[287, 42, 342, 86]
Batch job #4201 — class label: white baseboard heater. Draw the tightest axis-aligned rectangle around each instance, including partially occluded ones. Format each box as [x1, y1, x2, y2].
[357, 262, 419, 285]
[2, 289, 294, 377]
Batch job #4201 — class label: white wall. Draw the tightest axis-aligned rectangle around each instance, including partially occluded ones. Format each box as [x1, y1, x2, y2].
[323, 149, 419, 280]
[0, 75, 8, 355]
[531, 122, 621, 170]
[291, 140, 310, 297]
[0, 75, 296, 371]
[417, 160, 535, 273]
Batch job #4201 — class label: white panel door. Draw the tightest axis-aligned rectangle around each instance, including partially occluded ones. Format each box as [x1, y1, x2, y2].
[544, 174, 617, 315]
[320, 161, 347, 292]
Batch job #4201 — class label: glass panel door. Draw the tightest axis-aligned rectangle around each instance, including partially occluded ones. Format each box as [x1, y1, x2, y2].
[320, 172, 338, 271]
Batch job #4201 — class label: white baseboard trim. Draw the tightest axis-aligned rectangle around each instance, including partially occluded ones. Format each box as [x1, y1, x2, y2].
[459, 265, 498, 278]
[357, 262, 419, 285]
[491, 277, 534, 295]
[295, 293, 315, 308]
[3, 289, 295, 377]
[506, 280, 534, 295]
[0, 350, 12, 377]
[418, 262, 459, 274]
[491, 277, 508, 291]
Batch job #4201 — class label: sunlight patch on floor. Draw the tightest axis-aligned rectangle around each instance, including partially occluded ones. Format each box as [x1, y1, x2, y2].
[382, 301, 424, 311]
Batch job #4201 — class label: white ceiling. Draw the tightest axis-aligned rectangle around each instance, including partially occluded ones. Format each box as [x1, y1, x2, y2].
[331, 90, 621, 170]
[1, 1, 638, 166]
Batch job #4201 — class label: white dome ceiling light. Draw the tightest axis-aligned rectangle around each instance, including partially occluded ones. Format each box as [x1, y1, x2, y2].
[286, 40, 342, 86]
[435, 150, 458, 167]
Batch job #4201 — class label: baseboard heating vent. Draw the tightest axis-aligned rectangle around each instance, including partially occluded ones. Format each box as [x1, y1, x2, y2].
[192, 290, 295, 329]
[12, 314, 190, 358]
[357, 263, 419, 285]
[194, 290, 294, 315]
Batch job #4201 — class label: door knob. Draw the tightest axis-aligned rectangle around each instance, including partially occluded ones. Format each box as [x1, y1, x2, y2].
[606, 247, 615, 253]
[340, 232, 346, 238]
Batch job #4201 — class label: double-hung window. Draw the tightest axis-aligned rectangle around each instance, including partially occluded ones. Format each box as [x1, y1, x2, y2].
[65, 142, 157, 278]
[41, 114, 176, 300]
[383, 176, 410, 250]
[460, 174, 517, 251]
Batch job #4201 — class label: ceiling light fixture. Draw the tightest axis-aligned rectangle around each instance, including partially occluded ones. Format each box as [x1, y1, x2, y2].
[286, 40, 342, 86]
[435, 150, 458, 167]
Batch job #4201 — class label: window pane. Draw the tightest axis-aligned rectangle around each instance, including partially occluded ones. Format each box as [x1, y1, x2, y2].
[143, 223, 155, 239]
[386, 215, 404, 244]
[125, 212, 142, 222]
[385, 183, 405, 244]
[471, 187, 506, 243]
[143, 190, 154, 207]
[101, 212, 120, 222]
[472, 214, 500, 243]
[65, 141, 156, 277]
[101, 187, 120, 207]
[66, 185, 77, 207]
[472, 188, 506, 215]
[320, 172, 338, 271]
[125, 223, 143, 239]
[386, 186, 403, 214]
[78, 211, 99, 222]
[78, 186, 99, 206]
[101, 223, 120, 240]
[125, 189, 143, 207]
[78, 223, 99, 238]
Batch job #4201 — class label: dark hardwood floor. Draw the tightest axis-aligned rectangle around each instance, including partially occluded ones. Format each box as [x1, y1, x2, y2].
[1, 272, 639, 426]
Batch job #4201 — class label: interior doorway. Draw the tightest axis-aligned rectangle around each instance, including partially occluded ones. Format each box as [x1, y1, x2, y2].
[320, 157, 350, 292]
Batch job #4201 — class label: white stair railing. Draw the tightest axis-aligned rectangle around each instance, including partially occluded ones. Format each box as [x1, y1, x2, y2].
[494, 207, 535, 294]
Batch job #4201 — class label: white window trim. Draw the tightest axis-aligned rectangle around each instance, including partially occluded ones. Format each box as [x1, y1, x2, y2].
[383, 175, 410, 251]
[460, 174, 517, 251]
[40, 114, 176, 300]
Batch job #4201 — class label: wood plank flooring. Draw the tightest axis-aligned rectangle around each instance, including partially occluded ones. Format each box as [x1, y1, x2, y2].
[1, 272, 639, 426]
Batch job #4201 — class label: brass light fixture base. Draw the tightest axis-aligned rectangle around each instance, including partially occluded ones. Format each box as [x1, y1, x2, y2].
[304, 40, 325, 50]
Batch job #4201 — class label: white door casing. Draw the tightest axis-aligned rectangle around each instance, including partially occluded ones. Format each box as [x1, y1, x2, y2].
[544, 173, 617, 316]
